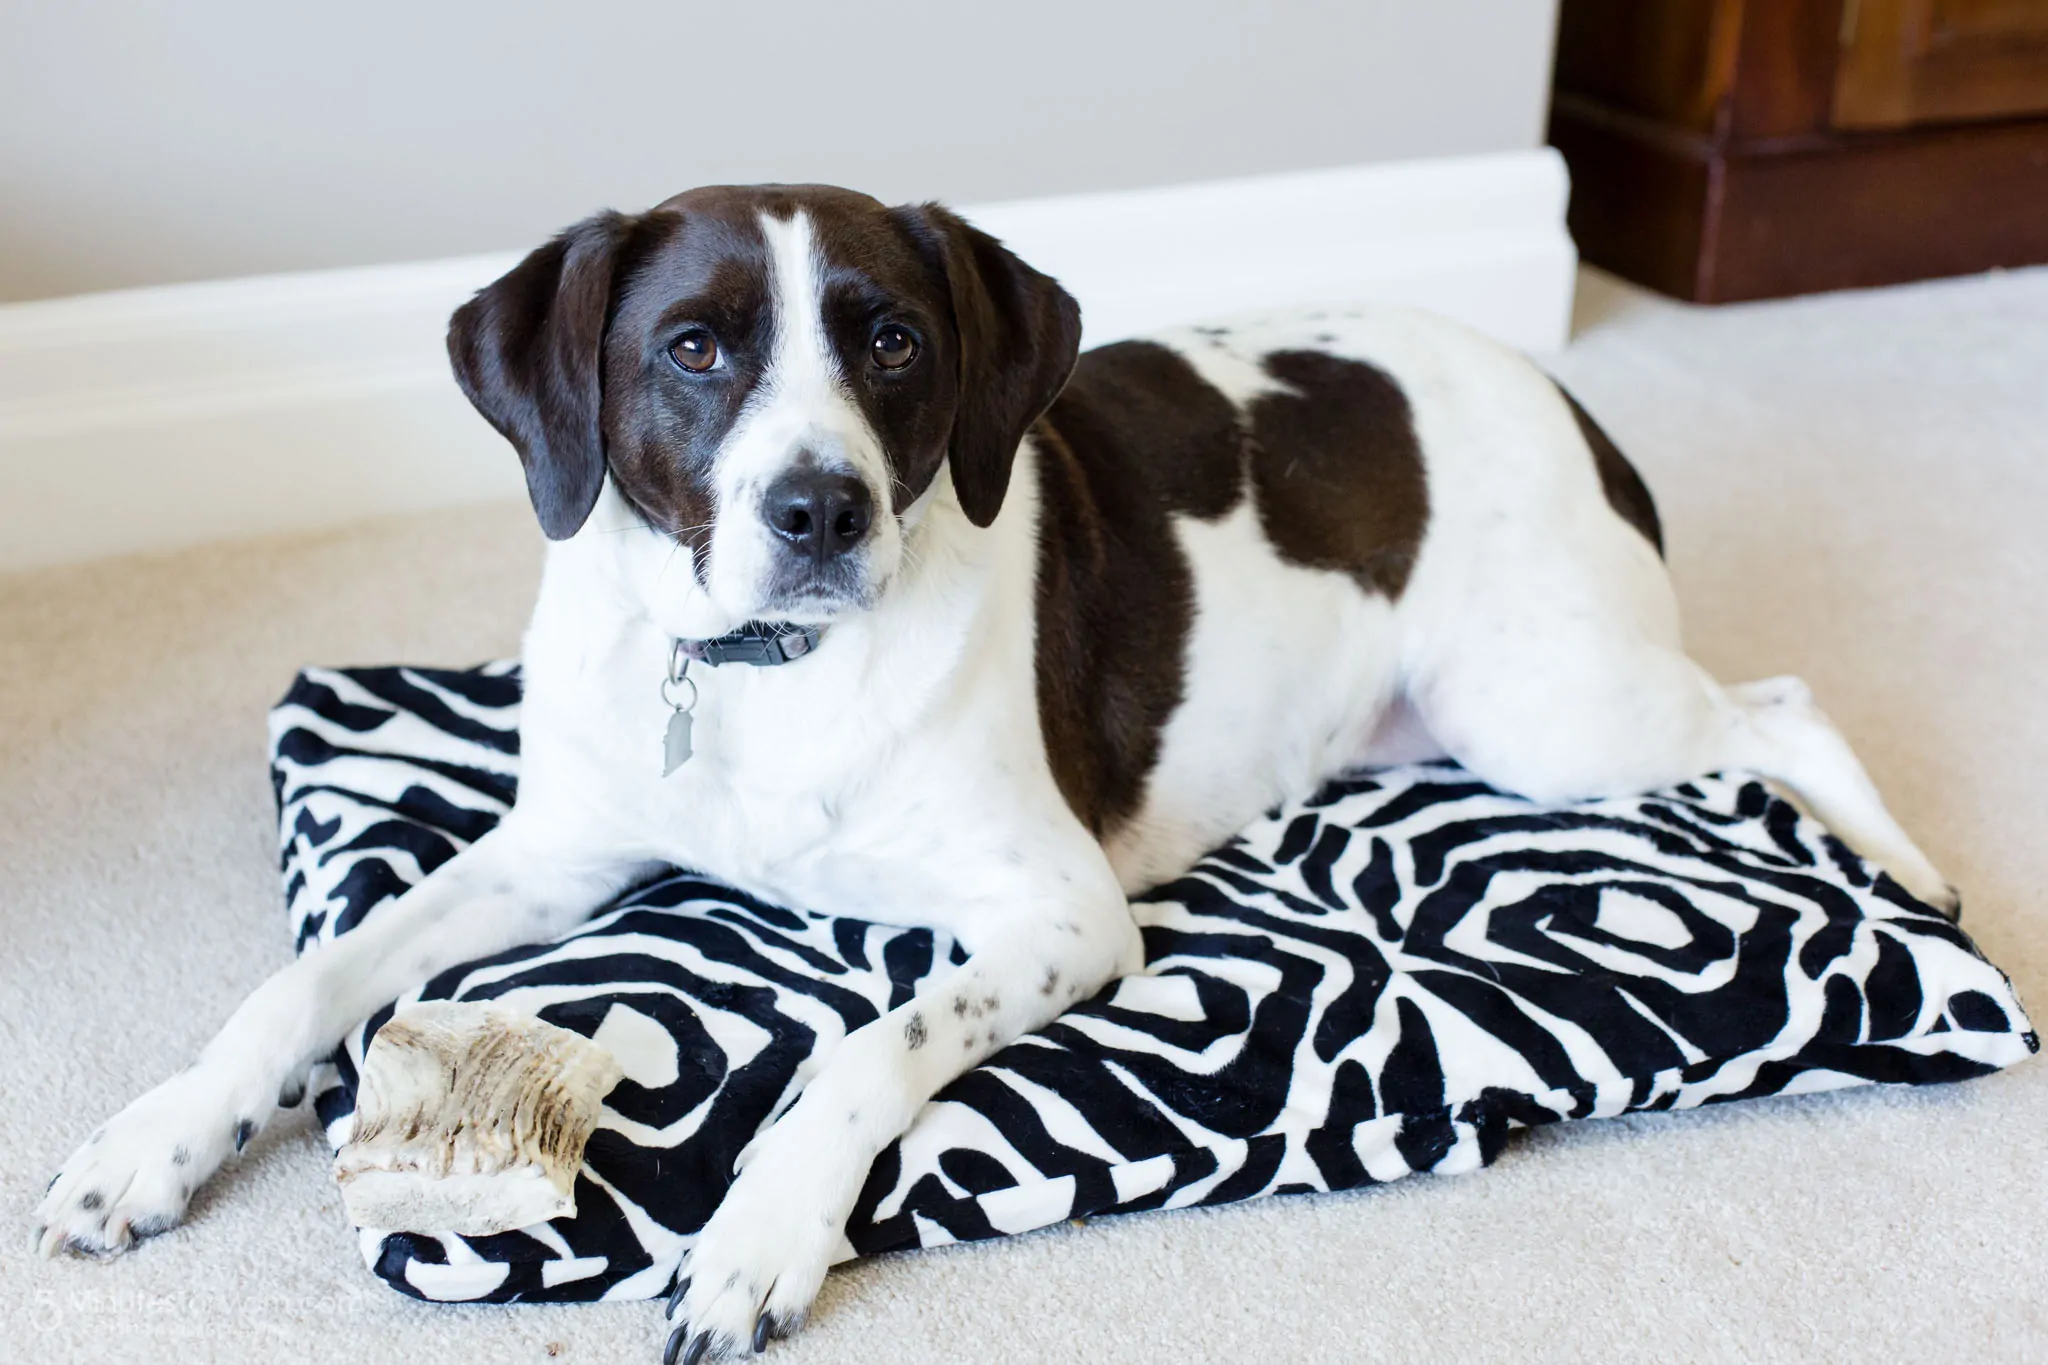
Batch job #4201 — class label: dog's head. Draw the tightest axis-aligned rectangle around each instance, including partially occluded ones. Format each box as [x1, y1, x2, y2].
[448, 185, 1081, 629]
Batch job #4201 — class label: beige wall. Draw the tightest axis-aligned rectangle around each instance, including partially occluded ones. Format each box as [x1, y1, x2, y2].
[0, 0, 1560, 302]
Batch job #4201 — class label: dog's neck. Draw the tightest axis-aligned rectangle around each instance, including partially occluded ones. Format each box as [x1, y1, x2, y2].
[548, 468, 1027, 716]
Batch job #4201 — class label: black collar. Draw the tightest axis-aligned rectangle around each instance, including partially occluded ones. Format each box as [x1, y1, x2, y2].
[676, 622, 822, 667]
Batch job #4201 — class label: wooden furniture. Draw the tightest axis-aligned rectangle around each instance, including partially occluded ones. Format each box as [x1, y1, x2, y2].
[1549, 0, 2048, 301]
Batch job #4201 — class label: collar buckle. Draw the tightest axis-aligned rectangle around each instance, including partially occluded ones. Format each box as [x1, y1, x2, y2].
[677, 622, 822, 668]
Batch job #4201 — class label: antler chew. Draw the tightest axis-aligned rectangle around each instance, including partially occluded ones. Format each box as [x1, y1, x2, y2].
[334, 1001, 624, 1236]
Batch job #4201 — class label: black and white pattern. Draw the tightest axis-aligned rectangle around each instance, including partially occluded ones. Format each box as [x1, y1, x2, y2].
[271, 664, 2037, 1304]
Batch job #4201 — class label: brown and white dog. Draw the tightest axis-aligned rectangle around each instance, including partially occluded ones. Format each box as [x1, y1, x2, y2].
[37, 185, 1953, 1361]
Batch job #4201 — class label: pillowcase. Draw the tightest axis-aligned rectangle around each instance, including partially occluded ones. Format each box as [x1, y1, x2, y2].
[271, 664, 2037, 1303]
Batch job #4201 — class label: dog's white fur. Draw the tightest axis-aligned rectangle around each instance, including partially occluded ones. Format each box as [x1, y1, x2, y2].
[37, 209, 1950, 1358]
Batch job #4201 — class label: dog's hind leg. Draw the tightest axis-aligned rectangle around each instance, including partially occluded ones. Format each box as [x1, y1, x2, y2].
[33, 819, 637, 1259]
[1413, 631, 1955, 915]
[1715, 674, 1956, 913]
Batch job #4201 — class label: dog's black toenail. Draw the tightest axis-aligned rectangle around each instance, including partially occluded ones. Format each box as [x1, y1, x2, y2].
[172, 1145, 190, 1166]
[666, 1274, 691, 1320]
[662, 1325, 688, 1365]
[682, 1332, 711, 1365]
[753, 1316, 772, 1353]
[79, 1191, 103, 1211]
[233, 1119, 256, 1152]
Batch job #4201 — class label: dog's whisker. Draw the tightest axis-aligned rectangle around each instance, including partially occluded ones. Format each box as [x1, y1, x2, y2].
[652, 538, 684, 594]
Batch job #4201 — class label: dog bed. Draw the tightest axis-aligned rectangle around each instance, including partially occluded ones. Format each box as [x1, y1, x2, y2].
[270, 663, 2036, 1303]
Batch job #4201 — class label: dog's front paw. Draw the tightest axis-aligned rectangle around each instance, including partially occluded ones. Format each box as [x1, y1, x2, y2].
[661, 1144, 850, 1361]
[34, 1069, 254, 1258]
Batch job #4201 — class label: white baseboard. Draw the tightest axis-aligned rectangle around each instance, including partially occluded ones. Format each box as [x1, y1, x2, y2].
[0, 149, 1574, 573]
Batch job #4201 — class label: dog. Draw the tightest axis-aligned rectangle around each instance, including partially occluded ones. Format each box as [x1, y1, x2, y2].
[36, 183, 1954, 1362]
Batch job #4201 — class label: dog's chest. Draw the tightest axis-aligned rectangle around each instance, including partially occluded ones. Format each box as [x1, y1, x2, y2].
[521, 599, 977, 919]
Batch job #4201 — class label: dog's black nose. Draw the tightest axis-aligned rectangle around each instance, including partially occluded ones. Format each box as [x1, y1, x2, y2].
[763, 470, 874, 563]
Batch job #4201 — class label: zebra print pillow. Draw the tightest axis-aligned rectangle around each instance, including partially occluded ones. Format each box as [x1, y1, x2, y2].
[270, 664, 2036, 1304]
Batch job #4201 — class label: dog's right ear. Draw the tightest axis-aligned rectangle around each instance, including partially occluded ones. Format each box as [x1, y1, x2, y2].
[899, 204, 1083, 530]
[447, 212, 638, 540]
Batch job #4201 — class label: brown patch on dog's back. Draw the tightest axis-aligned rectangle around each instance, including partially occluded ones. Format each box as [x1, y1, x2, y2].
[1247, 351, 1430, 599]
[1031, 341, 1440, 838]
[1031, 341, 1246, 834]
[1553, 381, 1663, 556]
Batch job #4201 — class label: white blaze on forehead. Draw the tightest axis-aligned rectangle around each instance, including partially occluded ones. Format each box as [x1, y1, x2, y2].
[745, 208, 883, 479]
[759, 210, 837, 410]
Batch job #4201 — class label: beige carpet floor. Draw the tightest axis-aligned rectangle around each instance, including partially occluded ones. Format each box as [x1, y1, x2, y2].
[4, 265, 2046, 1363]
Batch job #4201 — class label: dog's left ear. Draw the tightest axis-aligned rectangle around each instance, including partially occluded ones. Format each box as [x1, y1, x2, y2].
[447, 211, 641, 540]
[902, 205, 1082, 529]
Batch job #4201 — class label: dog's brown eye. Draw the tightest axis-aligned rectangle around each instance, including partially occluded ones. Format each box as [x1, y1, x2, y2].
[871, 324, 918, 370]
[670, 329, 718, 373]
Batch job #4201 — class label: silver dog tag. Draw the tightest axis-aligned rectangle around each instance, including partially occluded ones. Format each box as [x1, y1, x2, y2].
[660, 641, 698, 776]
[662, 707, 694, 776]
